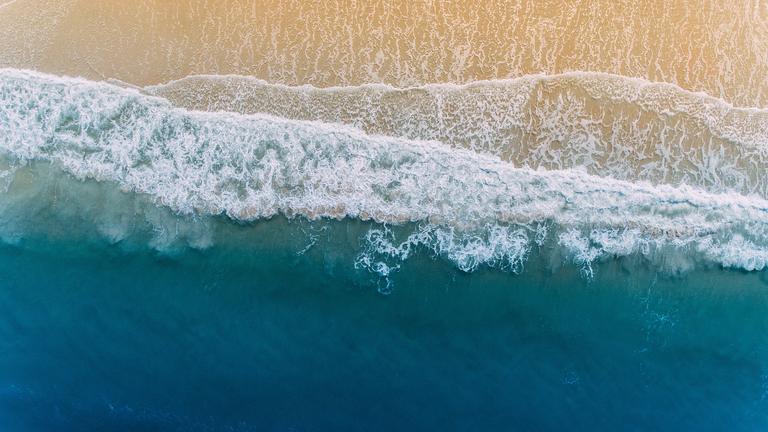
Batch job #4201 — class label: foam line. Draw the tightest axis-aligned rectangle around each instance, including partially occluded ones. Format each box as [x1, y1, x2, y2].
[2, 69, 768, 273]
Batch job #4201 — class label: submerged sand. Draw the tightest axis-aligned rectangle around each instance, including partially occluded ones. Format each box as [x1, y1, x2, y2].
[0, 0, 766, 107]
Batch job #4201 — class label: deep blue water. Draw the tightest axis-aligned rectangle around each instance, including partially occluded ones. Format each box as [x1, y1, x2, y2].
[0, 219, 766, 431]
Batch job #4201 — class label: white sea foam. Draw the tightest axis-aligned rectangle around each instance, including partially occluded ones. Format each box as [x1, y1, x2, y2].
[147, 72, 768, 198]
[2, 69, 768, 275]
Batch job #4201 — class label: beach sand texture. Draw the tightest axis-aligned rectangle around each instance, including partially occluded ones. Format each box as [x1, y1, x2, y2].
[0, 0, 766, 106]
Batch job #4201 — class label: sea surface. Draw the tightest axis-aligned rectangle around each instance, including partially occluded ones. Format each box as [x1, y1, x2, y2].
[1, 1, 768, 431]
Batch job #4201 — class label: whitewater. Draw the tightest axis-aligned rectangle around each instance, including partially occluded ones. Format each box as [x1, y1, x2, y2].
[1, 69, 768, 279]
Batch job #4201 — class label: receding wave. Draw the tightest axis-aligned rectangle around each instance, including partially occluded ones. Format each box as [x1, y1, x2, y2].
[2, 69, 768, 277]
[148, 73, 768, 198]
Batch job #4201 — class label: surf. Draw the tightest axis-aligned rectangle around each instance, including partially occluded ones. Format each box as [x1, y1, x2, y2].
[1, 69, 768, 277]
[147, 72, 768, 197]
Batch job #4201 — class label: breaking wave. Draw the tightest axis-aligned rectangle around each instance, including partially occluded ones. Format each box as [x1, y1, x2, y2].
[2, 69, 768, 278]
[148, 72, 768, 197]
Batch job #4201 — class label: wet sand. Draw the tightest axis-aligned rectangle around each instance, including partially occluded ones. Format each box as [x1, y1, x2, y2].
[0, 0, 766, 106]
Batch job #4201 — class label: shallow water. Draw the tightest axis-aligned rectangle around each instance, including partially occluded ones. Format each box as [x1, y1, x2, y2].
[1, 0, 767, 106]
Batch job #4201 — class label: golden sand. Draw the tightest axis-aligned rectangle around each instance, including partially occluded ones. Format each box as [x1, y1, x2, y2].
[1, 0, 766, 106]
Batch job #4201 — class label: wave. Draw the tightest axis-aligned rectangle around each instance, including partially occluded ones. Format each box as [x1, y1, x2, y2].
[147, 72, 768, 198]
[2, 69, 768, 277]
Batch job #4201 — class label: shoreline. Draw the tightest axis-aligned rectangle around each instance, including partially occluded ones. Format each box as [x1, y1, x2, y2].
[0, 0, 765, 107]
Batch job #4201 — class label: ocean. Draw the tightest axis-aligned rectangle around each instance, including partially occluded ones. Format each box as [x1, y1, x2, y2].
[1, 1, 768, 430]
[1, 220, 767, 431]
[0, 69, 766, 430]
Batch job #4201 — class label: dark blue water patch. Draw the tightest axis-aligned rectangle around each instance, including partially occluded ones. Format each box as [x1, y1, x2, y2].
[0, 219, 767, 431]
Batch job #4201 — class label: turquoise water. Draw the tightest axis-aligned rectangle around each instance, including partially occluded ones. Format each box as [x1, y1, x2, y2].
[1, 217, 767, 431]
[1, 69, 768, 430]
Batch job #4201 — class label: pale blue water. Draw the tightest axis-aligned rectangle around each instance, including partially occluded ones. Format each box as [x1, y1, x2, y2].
[0, 217, 767, 431]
